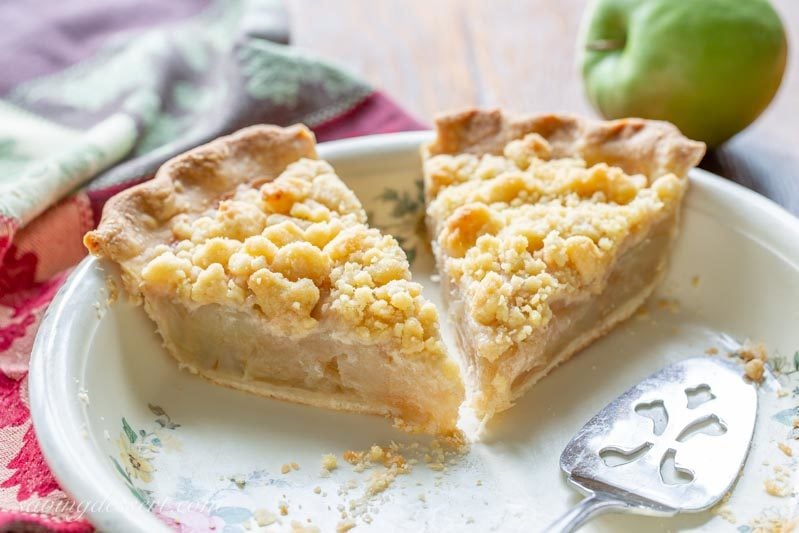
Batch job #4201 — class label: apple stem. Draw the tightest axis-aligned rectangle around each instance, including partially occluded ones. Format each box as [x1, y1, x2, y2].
[586, 39, 625, 52]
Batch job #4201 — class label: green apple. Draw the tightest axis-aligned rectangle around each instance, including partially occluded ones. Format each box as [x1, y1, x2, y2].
[579, 0, 787, 147]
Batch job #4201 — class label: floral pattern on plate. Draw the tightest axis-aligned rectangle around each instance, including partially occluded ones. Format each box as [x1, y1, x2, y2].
[370, 179, 427, 266]
[111, 405, 299, 532]
[105, 342, 799, 533]
[111, 404, 182, 506]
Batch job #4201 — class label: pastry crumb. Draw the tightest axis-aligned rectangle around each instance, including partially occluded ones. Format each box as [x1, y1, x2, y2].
[711, 492, 736, 524]
[734, 340, 769, 382]
[321, 453, 338, 473]
[739, 340, 769, 362]
[329, 437, 469, 520]
[764, 464, 792, 498]
[712, 506, 735, 524]
[656, 298, 680, 314]
[77, 388, 90, 405]
[313, 486, 321, 494]
[343, 444, 407, 473]
[106, 278, 119, 304]
[691, 275, 700, 288]
[764, 478, 790, 497]
[278, 501, 289, 515]
[778, 442, 793, 457]
[705, 347, 718, 355]
[366, 465, 402, 496]
[343, 450, 362, 465]
[748, 511, 798, 533]
[290, 520, 319, 533]
[745, 358, 766, 382]
[336, 519, 356, 532]
[254, 508, 276, 526]
[368, 445, 385, 463]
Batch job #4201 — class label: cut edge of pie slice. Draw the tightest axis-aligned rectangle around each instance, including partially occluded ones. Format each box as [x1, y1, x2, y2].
[85, 124, 464, 435]
[422, 108, 706, 424]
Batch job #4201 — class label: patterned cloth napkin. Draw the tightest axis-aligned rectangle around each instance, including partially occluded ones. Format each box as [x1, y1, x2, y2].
[0, 1, 422, 530]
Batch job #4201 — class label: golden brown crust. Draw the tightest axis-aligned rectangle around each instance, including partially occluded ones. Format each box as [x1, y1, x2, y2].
[84, 125, 318, 272]
[424, 108, 706, 179]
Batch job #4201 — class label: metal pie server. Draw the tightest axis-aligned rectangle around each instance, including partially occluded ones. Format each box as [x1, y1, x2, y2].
[545, 357, 758, 532]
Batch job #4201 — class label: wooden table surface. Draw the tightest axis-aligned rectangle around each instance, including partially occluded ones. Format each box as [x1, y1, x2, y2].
[287, 0, 799, 214]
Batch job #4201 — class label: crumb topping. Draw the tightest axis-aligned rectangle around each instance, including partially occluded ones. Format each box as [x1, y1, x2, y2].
[321, 453, 338, 473]
[139, 158, 444, 356]
[778, 442, 793, 457]
[738, 340, 768, 382]
[254, 508, 277, 526]
[425, 133, 685, 359]
[764, 476, 790, 498]
[745, 359, 766, 382]
[336, 520, 356, 532]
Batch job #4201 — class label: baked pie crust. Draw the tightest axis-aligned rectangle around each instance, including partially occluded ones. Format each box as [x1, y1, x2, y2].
[85, 111, 705, 434]
[423, 109, 705, 422]
[85, 125, 464, 434]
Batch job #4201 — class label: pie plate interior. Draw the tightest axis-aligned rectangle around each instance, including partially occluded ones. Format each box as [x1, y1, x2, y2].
[29, 131, 799, 533]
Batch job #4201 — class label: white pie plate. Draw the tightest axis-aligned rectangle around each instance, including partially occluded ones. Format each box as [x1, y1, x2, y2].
[30, 131, 799, 533]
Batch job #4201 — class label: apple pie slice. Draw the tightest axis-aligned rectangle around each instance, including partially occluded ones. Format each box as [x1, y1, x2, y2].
[423, 109, 705, 422]
[85, 125, 463, 434]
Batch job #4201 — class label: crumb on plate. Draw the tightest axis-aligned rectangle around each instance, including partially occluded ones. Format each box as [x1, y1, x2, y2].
[322, 453, 338, 472]
[739, 340, 769, 362]
[745, 358, 765, 382]
[254, 508, 277, 527]
[778, 442, 793, 457]
[764, 478, 790, 498]
[336, 519, 356, 532]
